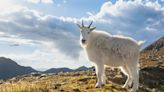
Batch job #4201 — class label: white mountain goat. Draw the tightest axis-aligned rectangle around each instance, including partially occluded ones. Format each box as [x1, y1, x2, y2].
[77, 21, 142, 92]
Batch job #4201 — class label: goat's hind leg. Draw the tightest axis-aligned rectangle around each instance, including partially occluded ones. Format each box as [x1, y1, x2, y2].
[131, 65, 139, 92]
[127, 64, 139, 92]
[121, 66, 132, 89]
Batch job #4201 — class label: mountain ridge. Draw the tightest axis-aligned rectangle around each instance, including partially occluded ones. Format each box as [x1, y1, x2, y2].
[0, 57, 92, 79]
[140, 36, 164, 68]
[44, 66, 92, 73]
[0, 57, 37, 79]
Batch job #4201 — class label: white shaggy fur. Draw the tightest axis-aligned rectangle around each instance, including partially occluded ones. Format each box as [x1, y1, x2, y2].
[79, 28, 141, 92]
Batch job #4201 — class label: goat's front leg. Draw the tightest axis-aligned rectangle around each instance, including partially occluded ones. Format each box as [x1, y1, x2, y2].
[102, 73, 106, 85]
[95, 63, 104, 88]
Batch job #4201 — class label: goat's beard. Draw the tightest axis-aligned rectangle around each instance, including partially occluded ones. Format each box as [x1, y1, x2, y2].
[80, 42, 87, 48]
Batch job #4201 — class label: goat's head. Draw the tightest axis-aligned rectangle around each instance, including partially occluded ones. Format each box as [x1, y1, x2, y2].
[77, 20, 96, 46]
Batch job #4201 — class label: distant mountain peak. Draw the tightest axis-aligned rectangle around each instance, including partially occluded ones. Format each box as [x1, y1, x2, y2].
[143, 36, 164, 52]
[140, 36, 164, 68]
[44, 66, 91, 73]
[0, 57, 37, 79]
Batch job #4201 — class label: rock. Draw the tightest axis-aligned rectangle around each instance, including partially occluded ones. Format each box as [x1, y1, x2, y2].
[60, 89, 65, 91]
[31, 72, 42, 77]
[38, 74, 47, 79]
[91, 72, 96, 76]
[78, 78, 91, 83]
[114, 75, 123, 79]
[9, 77, 19, 83]
[152, 88, 156, 92]
[145, 79, 159, 88]
[0, 80, 4, 84]
[52, 83, 61, 89]
[72, 73, 81, 76]
[73, 88, 81, 92]
[162, 55, 164, 58]
[151, 58, 157, 61]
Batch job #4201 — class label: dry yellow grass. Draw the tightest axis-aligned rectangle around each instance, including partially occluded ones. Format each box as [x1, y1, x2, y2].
[0, 72, 129, 92]
[0, 70, 163, 92]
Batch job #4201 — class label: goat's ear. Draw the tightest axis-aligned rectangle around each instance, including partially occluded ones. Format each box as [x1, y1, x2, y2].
[76, 24, 81, 29]
[90, 27, 96, 31]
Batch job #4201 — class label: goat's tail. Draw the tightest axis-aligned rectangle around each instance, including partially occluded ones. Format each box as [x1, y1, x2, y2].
[138, 40, 145, 51]
[138, 40, 145, 46]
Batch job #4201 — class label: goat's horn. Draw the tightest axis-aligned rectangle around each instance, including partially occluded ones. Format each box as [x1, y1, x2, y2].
[82, 20, 84, 27]
[88, 21, 93, 28]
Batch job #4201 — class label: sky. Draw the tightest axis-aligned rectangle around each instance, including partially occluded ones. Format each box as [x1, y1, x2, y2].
[0, 0, 163, 71]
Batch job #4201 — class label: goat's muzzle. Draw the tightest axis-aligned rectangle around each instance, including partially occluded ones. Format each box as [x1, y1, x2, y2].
[81, 39, 86, 44]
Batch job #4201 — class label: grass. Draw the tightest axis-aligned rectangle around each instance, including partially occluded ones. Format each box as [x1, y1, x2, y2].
[1, 69, 163, 92]
[0, 72, 129, 92]
[0, 81, 51, 92]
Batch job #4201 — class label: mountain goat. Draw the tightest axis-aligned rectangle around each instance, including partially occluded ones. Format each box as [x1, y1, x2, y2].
[77, 21, 142, 92]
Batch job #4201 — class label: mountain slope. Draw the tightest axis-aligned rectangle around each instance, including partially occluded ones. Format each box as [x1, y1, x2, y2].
[0, 57, 37, 79]
[140, 36, 164, 68]
[138, 36, 164, 91]
[143, 36, 164, 51]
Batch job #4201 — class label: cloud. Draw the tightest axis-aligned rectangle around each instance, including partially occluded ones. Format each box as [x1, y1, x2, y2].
[0, 49, 92, 70]
[0, 0, 164, 69]
[0, 50, 57, 69]
[28, 0, 53, 4]
[63, 0, 67, 4]
[87, 0, 164, 46]
[0, 8, 81, 59]
[86, 12, 93, 16]
[0, 0, 24, 14]
[28, 0, 40, 4]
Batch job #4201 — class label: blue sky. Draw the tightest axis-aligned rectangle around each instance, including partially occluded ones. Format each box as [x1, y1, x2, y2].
[0, 0, 163, 71]
[16, 0, 108, 18]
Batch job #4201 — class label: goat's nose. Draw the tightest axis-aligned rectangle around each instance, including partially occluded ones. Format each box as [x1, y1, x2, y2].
[82, 39, 86, 43]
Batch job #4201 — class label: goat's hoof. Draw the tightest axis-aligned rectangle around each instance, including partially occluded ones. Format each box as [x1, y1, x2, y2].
[102, 81, 106, 85]
[131, 89, 137, 92]
[95, 82, 103, 88]
[122, 85, 128, 89]
[129, 81, 133, 88]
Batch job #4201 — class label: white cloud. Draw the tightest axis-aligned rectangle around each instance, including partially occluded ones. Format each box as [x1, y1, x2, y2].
[0, 8, 81, 59]
[0, 49, 93, 70]
[28, 0, 40, 4]
[63, 0, 67, 4]
[42, 0, 53, 4]
[28, 0, 53, 4]
[86, 12, 93, 16]
[87, 0, 164, 46]
[0, 7, 93, 69]
[0, 0, 24, 14]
